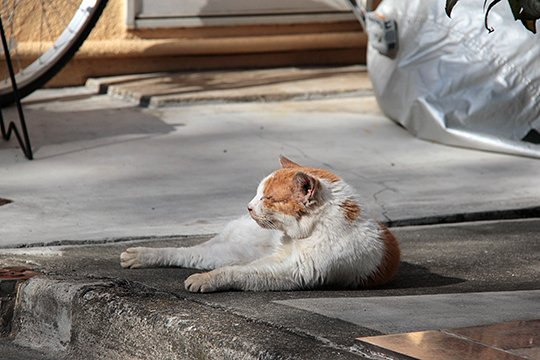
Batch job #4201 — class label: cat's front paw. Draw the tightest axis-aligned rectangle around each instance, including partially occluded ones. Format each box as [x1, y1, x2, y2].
[185, 272, 218, 293]
[120, 247, 150, 269]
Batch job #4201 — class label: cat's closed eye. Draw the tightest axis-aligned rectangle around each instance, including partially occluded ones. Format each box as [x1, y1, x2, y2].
[262, 196, 285, 203]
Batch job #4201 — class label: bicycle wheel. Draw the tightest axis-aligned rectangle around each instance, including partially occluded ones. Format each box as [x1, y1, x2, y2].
[0, 0, 108, 106]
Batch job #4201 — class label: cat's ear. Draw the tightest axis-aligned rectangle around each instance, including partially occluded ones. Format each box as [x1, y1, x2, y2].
[294, 172, 319, 205]
[279, 155, 301, 168]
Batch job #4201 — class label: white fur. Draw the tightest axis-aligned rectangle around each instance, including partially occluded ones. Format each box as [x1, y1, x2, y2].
[120, 172, 387, 293]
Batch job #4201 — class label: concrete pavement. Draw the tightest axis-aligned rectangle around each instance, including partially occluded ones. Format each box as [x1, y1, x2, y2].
[1, 67, 540, 247]
[0, 66, 539, 359]
[0, 339, 52, 360]
[0, 219, 539, 359]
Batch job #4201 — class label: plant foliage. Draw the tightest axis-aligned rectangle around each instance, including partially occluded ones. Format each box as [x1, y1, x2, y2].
[446, 0, 539, 33]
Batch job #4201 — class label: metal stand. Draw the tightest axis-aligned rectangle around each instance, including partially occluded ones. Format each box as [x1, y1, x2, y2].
[0, 18, 33, 160]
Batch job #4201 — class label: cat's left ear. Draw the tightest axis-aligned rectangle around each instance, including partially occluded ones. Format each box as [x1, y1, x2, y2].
[279, 155, 301, 169]
[294, 172, 319, 206]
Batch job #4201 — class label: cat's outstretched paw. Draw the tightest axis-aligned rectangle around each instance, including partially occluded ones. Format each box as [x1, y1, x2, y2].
[185, 272, 217, 293]
[120, 247, 149, 269]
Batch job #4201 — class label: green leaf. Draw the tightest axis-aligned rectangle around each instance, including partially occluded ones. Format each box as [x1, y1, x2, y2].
[520, 0, 540, 18]
[446, 0, 460, 17]
[521, 19, 538, 32]
[508, 0, 522, 20]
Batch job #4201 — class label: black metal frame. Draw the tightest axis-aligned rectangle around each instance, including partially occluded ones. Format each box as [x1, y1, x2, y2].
[0, 18, 33, 160]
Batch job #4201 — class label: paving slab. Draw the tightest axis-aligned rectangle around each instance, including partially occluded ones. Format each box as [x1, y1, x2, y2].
[1, 68, 540, 247]
[276, 291, 540, 334]
[356, 320, 540, 360]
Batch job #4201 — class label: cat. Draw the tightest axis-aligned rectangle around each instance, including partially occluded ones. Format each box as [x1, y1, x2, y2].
[120, 156, 400, 293]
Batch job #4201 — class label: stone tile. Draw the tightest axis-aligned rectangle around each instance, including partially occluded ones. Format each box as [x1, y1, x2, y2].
[448, 319, 540, 352]
[357, 330, 526, 360]
[276, 291, 540, 334]
[511, 347, 540, 359]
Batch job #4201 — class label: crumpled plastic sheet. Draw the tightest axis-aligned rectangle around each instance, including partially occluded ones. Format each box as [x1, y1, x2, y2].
[367, 0, 540, 158]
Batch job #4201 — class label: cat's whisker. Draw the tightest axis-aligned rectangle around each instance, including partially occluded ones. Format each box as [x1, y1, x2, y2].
[262, 219, 278, 230]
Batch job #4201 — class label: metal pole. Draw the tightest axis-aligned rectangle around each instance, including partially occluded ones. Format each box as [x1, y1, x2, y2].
[0, 17, 33, 160]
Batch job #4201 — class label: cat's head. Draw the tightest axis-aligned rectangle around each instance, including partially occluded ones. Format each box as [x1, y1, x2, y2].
[247, 156, 339, 238]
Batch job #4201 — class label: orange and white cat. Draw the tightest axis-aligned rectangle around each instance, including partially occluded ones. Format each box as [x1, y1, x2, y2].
[120, 156, 400, 292]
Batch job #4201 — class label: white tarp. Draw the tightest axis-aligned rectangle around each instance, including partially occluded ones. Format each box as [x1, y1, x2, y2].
[367, 0, 540, 158]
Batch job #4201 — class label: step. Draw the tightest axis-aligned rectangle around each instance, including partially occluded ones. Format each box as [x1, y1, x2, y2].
[86, 66, 372, 107]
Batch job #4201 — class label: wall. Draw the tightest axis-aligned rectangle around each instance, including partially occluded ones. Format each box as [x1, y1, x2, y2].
[2, 0, 368, 87]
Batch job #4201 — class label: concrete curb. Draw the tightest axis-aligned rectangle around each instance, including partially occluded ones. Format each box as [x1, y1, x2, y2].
[10, 277, 363, 360]
[4, 205, 540, 249]
[85, 66, 372, 108]
[385, 205, 540, 227]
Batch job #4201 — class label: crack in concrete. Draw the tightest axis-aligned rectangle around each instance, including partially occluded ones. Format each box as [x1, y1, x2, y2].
[371, 181, 398, 224]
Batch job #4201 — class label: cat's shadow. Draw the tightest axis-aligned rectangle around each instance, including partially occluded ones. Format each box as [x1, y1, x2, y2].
[382, 261, 465, 290]
[312, 261, 465, 294]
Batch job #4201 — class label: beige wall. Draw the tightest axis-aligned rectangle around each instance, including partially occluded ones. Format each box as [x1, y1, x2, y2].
[3, 0, 367, 86]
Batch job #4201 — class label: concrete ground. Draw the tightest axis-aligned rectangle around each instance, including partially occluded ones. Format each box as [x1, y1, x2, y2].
[1, 219, 539, 359]
[1, 66, 540, 247]
[0, 66, 539, 359]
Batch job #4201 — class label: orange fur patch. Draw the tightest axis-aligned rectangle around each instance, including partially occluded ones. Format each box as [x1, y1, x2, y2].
[340, 199, 361, 223]
[278, 156, 340, 183]
[302, 168, 340, 183]
[365, 224, 400, 288]
[263, 169, 306, 217]
[262, 166, 341, 217]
